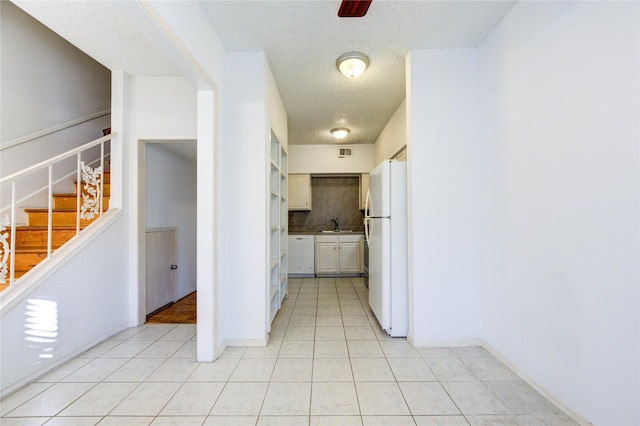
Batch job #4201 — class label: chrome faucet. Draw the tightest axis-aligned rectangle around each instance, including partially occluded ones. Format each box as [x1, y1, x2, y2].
[331, 218, 340, 232]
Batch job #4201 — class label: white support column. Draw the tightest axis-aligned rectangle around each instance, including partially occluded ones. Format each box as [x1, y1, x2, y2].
[196, 90, 221, 362]
[110, 71, 127, 211]
[111, 71, 139, 326]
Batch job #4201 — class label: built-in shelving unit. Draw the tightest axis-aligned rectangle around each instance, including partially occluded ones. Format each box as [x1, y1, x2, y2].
[268, 129, 287, 327]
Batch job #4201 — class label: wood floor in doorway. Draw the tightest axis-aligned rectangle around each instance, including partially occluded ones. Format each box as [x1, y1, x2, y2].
[146, 291, 196, 323]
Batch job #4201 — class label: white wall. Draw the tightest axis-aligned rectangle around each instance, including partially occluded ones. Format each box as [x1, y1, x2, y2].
[130, 77, 197, 136]
[145, 144, 197, 300]
[219, 52, 288, 345]
[288, 144, 375, 174]
[133, 0, 227, 360]
[0, 1, 110, 144]
[142, 0, 225, 90]
[406, 49, 483, 347]
[374, 99, 407, 164]
[0, 1, 111, 210]
[0, 215, 130, 396]
[129, 75, 197, 326]
[220, 52, 269, 344]
[0, 1, 231, 393]
[0, 73, 131, 397]
[265, 58, 288, 149]
[476, 2, 639, 424]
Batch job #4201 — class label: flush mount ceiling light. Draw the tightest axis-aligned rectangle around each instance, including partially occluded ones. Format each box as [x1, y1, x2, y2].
[330, 128, 350, 139]
[336, 52, 369, 78]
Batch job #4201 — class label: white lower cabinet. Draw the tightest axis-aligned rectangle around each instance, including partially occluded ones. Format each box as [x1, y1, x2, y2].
[315, 239, 339, 274]
[338, 239, 361, 273]
[315, 234, 362, 275]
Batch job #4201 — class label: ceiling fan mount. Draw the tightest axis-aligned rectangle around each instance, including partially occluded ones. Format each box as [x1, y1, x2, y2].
[338, 0, 372, 18]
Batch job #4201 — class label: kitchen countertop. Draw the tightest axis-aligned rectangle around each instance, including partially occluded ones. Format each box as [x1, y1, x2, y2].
[289, 230, 365, 236]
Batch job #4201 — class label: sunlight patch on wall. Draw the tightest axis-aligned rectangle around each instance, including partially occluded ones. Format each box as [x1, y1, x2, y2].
[24, 299, 58, 359]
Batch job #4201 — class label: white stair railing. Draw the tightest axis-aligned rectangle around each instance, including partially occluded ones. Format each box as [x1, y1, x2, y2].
[0, 133, 115, 290]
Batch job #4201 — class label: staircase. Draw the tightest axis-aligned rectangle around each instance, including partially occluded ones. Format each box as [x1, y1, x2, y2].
[0, 172, 110, 292]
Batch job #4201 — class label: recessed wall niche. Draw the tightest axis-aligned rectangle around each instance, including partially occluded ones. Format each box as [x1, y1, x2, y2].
[288, 176, 364, 233]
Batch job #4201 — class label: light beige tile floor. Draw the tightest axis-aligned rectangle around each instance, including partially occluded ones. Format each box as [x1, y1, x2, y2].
[1, 277, 578, 425]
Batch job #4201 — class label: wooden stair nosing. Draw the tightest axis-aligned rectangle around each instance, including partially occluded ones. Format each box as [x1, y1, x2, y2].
[52, 192, 111, 198]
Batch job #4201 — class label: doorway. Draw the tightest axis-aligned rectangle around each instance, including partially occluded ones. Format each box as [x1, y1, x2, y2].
[139, 140, 197, 325]
[146, 292, 196, 323]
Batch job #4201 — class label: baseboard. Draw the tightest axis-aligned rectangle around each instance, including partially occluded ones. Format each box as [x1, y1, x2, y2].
[408, 337, 484, 347]
[225, 338, 268, 347]
[481, 341, 592, 426]
[0, 321, 130, 399]
[314, 274, 362, 278]
[407, 337, 591, 425]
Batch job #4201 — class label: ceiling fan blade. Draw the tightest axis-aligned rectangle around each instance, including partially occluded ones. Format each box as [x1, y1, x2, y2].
[338, 0, 372, 18]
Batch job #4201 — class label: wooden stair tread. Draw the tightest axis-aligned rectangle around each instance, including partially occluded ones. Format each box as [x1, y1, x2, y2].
[23, 208, 106, 213]
[10, 226, 82, 230]
[14, 246, 60, 253]
[53, 193, 111, 197]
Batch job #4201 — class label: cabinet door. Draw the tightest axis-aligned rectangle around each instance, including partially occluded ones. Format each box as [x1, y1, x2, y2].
[338, 241, 361, 273]
[288, 174, 312, 210]
[315, 242, 338, 274]
[359, 173, 369, 210]
[393, 147, 407, 161]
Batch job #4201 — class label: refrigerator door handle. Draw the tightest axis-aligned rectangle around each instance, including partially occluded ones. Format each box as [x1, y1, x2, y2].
[365, 189, 372, 218]
[364, 189, 372, 246]
[364, 217, 371, 246]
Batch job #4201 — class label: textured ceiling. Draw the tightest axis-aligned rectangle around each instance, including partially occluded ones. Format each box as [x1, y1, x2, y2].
[14, 0, 517, 147]
[199, 1, 517, 145]
[11, 0, 178, 76]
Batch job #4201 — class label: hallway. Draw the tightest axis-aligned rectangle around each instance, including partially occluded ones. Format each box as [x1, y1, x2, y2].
[146, 292, 197, 324]
[0, 277, 576, 425]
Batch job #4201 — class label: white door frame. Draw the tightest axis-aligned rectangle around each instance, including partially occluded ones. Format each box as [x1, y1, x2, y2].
[135, 137, 196, 326]
[131, 91, 221, 363]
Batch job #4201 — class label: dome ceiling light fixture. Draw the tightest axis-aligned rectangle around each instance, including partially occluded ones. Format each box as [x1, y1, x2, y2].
[336, 52, 369, 78]
[330, 127, 350, 140]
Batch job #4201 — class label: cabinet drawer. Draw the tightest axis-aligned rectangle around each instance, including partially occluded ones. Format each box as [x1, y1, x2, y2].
[339, 235, 362, 243]
[315, 235, 338, 243]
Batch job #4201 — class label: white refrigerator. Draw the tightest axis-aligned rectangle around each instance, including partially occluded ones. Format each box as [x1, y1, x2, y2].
[364, 160, 408, 337]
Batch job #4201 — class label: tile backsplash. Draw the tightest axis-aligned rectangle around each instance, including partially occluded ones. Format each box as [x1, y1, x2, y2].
[289, 176, 364, 233]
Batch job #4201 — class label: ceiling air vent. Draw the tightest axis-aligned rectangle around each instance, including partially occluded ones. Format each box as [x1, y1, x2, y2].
[338, 147, 352, 158]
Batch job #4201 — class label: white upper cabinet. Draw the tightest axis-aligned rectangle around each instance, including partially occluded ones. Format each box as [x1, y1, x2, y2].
[288, 174, 312, 210]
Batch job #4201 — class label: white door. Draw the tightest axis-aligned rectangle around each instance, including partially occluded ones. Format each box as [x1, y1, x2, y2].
[146, 229, 177, 315]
